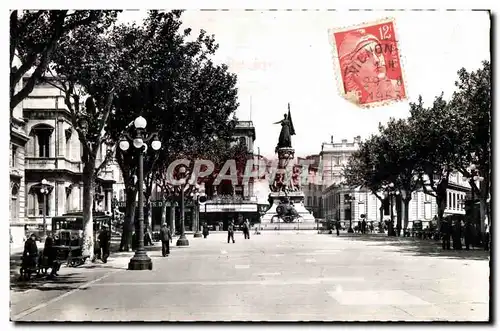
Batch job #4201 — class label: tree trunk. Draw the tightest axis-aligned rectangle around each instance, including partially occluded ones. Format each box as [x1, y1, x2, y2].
[161, 198, 168, 225]
[82, 163, 95, 260]
[436, 194, 446, 228]
[120, 188, 136, 252]
[395, 195, 402, 236]
[403, 198, 411, 230]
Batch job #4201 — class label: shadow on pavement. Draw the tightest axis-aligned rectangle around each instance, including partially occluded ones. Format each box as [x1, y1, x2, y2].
[338, 234, 490, 261]
[10, 273, 88, 293]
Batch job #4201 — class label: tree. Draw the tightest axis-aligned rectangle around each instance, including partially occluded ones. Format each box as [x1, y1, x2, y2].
[10, 10, 118, 115]
[105, 11, 240, 249]
[449, 61, 491, 230]
[343, 134, 390, 224]
[377, 118, 420, 235]
[48, 18, 146, 258]
[408, 94, 458, 227]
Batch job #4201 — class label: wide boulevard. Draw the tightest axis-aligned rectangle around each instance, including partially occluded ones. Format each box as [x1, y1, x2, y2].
[10, 231, 490, 322]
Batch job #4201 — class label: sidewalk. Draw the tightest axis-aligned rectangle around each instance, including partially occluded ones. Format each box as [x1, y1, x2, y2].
[336, 233, 490, 260]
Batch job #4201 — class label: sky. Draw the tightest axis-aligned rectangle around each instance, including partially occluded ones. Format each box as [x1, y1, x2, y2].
[117, 10, 490, 159]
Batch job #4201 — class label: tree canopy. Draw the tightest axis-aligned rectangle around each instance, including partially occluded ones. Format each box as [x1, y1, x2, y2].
[10, 10, 119, 114]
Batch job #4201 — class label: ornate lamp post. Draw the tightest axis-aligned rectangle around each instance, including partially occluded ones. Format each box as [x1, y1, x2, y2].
[176, 166, 189, 246]
[192, 185, 203, 238]
[119, 115, 161, 271]
[381, 182, 397, 236]
[345, 193, 355, 233]
[40, 178, 49, 237]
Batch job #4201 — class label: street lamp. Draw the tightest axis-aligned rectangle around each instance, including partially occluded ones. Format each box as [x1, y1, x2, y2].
[119, 115, 161, 271]
[176, 166, 189, 246]
[40, 178, 49, 237]
[381, 183, 397, 237]
[192, 186, 203, 238]
[345, 193, 355, 233]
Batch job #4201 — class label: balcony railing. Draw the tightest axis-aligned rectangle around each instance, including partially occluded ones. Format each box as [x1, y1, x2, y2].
[26, 157, 82, 173]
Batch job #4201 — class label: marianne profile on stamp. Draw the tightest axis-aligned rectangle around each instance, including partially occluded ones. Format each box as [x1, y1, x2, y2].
[334, 22, 406, 107]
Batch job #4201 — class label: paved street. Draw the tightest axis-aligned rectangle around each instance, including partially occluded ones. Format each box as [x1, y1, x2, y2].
[11, 231, 490, 322]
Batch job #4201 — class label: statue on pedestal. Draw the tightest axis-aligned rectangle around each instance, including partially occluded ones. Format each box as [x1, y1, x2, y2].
[273, 103, 296, 152]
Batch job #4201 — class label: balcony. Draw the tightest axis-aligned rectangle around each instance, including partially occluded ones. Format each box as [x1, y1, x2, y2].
[26, 157, 82, 173]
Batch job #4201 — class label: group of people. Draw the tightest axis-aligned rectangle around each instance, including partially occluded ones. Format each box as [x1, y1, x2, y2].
[227, 219, 251, 243]
[22, 232, 62, 279]
[440, 220, 490, 251]
[21, 226, 111, 280]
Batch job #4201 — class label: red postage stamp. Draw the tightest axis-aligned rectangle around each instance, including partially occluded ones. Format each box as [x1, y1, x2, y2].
[330, 18, 407, 107]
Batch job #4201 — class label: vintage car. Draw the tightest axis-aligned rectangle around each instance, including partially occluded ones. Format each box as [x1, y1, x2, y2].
[51, 212, 111, 266]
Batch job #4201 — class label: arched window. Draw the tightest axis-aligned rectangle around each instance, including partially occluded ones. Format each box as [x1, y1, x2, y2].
[11, 183, 19, 222]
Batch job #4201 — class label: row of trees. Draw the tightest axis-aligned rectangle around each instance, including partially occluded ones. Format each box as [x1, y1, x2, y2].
[11, 10, 247, 257]
[343, 61, 491, 235]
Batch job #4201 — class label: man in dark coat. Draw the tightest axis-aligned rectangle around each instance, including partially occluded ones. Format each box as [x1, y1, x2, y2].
[202, 222, 209, 238]
[452, 220, 463, 250]
[227, 221, 235, 244]
[98, 226, 110, 263]
[440, 220, 452, 250]
[335, 221, 341, 236]
[464, 221, 474, 250]
[242, 219, 250, 239]
[160, 223, 172, 257]
[23, 233, 39, 269]
[361, 219, 367, 234]
[43, 234, 60, 277]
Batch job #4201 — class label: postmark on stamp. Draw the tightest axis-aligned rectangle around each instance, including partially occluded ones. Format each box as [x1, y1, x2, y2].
[329, 18, 407, 108]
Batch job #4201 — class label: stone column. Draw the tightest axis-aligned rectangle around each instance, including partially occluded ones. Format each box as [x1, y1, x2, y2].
[79, 182, 84, 211]
[57, 119, 65, 157]
[33, 134, 38, 157]
[49, 185, 56, 218]
[56, 181, 66, 216]
[104, 189, 112, 214]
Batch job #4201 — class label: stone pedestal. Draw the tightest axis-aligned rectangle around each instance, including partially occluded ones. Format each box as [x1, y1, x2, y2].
[261, 191, 316, 230]
[260, 147, 316, 230]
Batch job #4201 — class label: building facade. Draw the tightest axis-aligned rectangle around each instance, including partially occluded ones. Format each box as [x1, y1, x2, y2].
[322, 172, 471, 228]
[10, 79, 119, 244]
[10, 57, 30, 245]
[200, 121, 262, 229]
[302, 136, 361, 219]
[301, 135, 471, 227]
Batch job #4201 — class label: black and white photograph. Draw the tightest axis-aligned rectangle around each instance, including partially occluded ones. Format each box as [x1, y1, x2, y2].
[5, 2, 494, 323]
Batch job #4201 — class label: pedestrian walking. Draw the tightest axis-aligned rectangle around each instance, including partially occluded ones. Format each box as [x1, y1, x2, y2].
[43, 234, 60, 278]
[160, 223, 172, 257]
[440, 220, 451, 250]
[202, 222, 209, 238]
[464, 221, 474, 250]
[227, 221, 235, 244]
[21, 233, 38, 278]
[361, 219, 367, 234]
[452, 220, 462, 250]
[243, 219, 250, 239]
[98, 226, 110, 263]
[335, 220, 341, 236]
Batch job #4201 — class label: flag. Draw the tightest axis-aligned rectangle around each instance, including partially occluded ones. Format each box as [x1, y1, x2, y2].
[288, 103, 296, 136]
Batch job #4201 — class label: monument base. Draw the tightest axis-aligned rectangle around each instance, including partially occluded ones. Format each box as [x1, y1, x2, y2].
[261, 191, 316, 230]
